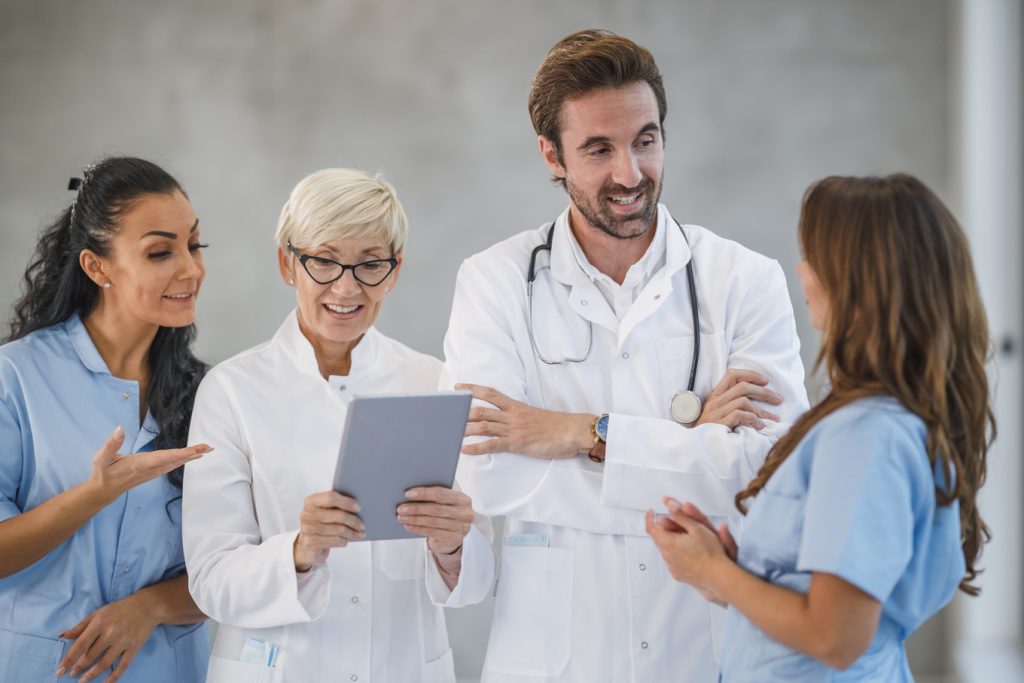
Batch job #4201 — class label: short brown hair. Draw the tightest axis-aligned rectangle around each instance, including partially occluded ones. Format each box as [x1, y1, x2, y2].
[528, 29, 667, 166]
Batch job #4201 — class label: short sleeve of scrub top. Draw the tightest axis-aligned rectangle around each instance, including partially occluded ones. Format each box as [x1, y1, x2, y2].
[796, 409, 926, 602]
[0, 390, 23, 522]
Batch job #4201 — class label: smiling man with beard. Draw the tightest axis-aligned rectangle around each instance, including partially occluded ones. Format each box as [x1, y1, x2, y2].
[440, 30, 809, 682]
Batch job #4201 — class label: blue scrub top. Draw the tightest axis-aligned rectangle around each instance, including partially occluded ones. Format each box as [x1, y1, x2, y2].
[0, 314, 208, 682]
[720, 397, 964, 682]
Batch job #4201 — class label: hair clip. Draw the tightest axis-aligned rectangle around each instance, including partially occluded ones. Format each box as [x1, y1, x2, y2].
[68, 177, 83, 191]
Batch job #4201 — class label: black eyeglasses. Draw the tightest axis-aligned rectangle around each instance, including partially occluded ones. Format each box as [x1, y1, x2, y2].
[288, 243, 398, 286]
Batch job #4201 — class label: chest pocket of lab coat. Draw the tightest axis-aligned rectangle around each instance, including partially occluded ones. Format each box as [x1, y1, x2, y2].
[206, 655, 278, 683]
[657, 333, 726, 412]
[484, 546, 574, 677]
[377, 538, 427, 581]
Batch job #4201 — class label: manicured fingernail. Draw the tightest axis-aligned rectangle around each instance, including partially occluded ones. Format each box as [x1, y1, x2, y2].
[666, 499, 681, 512]
[398, 505, 410, 514]
[352, 503, 361, 512]
[55, 667, 65, 679]
[406, 490, 420, 499]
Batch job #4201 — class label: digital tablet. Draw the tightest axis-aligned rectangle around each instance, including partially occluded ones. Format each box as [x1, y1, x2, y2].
[331, 391, 472, 541]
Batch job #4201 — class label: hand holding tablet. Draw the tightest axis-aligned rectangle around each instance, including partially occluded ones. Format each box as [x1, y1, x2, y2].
[332, 391, 473, 541]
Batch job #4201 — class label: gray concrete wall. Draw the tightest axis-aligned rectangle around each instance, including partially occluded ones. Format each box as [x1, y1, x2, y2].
[0, 1, 953, 679]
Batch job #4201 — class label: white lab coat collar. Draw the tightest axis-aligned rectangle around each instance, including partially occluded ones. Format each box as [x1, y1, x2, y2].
[545, 205, 693, 340]
[274, 309, 380, 381]
[548, 203, 692, 288]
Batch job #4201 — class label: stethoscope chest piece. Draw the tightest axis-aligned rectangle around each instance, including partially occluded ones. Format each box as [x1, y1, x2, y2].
[670, 390, 702, 425]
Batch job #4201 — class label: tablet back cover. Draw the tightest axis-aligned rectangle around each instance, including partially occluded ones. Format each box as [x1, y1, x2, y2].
[332, 391, 471, 541]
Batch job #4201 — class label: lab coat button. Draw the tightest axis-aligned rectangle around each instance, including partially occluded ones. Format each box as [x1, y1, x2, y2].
[350, 676, 358, 681]
[654, 293, 661, 300]
[622, 352, 630, 360]
[580, 299, 588, 306]
[122, 391, 131, 400]
[351, 596, 359, 603]
[641, 641, 649, 649]
[339, 385, 347, 391]
[639, 563, 646, 571]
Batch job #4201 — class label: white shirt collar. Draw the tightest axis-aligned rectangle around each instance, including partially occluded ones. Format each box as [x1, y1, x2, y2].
[549, 204, 691, 287]
[274, 309, 380, 381]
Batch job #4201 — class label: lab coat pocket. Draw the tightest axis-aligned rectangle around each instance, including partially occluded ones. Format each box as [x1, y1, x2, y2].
[206, 655, 272, 683]
[0, 627, 64, 680]
[422, 648, 456, 683]
[378, 538, 427, 581]
[484, 546, 574, 677]
[657, 332, 726, 411]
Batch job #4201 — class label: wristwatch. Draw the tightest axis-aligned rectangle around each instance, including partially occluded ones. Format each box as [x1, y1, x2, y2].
[589, 414, 609, 463]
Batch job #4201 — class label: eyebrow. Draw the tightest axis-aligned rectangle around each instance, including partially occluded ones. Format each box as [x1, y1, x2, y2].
[312, 245, 389, 259]
[577, 122, 661, 151]
[140, 219, 199, 241]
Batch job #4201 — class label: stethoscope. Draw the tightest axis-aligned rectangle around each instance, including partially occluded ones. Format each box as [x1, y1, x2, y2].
[526, 218, 703, 424]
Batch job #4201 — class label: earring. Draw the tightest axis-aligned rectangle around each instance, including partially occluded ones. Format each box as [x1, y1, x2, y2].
[103, 282, 111, 289]
[289, 279, 295, 285]
[384, 286, 391, 294]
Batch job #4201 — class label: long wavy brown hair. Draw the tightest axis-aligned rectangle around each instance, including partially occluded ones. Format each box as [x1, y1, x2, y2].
[735, 174, 995, 595]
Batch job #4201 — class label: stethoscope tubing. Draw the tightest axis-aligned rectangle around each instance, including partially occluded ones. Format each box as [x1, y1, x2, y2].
[526, 218, 700, 395]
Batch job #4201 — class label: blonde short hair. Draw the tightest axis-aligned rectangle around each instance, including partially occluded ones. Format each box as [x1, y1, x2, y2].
[275, 168, 408, 256]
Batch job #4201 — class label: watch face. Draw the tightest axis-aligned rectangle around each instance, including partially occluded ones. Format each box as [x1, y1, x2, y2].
[596, 414, 609, 440]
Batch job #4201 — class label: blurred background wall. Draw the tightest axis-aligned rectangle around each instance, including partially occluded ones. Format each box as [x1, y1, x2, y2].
[1, 1, 1019, 681]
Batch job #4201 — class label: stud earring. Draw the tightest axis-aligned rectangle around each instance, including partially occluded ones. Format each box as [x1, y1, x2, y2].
[288, 279, 294, 285]
[103, 282, 111, 289]
[384, 286, 391, 294]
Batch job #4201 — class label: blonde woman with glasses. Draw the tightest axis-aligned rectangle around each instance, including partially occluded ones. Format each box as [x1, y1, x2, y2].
[183, 168, 494, 683]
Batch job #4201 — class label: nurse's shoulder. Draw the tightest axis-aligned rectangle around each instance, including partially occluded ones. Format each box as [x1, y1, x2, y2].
[800, 397, 932, 490]
[0, 317, 85, 398]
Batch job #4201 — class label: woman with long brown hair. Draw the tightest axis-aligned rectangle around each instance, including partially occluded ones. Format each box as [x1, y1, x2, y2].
[646, 173, 994, 681]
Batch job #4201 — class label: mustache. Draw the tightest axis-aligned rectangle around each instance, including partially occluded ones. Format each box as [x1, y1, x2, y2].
[602, 178, 655, 196]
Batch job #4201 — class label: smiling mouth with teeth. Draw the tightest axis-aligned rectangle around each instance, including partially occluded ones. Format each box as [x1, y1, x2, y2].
[324, 303, 361, 314]
[609, 193, 641, 204]
[164, 293, 194, 300]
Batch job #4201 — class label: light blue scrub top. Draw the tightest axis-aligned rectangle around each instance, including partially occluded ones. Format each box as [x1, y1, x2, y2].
[720, 397, 964, 682]
[0, 314, 208, 682]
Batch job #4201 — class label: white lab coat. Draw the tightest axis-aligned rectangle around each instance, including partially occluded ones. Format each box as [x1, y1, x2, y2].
[184, 311, 495, 683]
[440, 205, 808, 683]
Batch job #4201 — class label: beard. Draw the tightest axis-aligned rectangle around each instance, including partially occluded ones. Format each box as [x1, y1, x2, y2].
[565, 172, 663, 240]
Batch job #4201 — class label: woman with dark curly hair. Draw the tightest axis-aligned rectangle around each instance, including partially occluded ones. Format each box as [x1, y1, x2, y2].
[0, 157, 212, 682]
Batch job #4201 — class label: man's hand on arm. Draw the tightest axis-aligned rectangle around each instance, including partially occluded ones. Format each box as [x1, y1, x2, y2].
[694, 369, 783, 431]
[457, 383, 596, 459]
